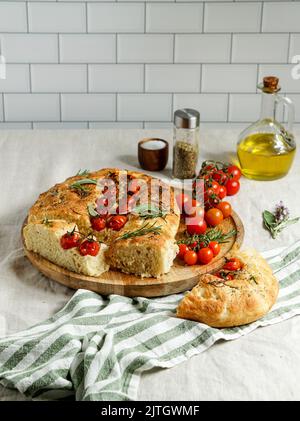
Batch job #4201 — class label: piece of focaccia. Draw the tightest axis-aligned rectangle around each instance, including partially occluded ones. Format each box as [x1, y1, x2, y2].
[177, 248, 279, 328]
[23, 220, 109, 277]
[24, 168, 180, 278]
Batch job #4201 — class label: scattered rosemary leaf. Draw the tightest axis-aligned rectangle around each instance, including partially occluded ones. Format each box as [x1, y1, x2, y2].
[87, 203, 99, 218]
[70, 178, 97, 188]
[133, 204, 167, 221]
[249, 275, 258, 285]
[76, 169, 90, 176]
[69, 178, 97, 196]
[117, 221, 162, 241]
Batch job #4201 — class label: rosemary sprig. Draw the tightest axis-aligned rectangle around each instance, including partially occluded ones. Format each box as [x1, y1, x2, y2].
[76, 169, 90, 176]
[249, 275, 258, 285]
[133, 204, 167, 221]
[117, 221, 162, 241]
[178, 227, 236, 248]
[69, 178, 97, 195]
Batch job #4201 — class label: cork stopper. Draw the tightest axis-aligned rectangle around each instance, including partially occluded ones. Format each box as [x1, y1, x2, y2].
[258, 76, 281, 93]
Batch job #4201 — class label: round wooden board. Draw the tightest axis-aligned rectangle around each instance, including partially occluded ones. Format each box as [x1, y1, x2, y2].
[23, 210, 244, 298]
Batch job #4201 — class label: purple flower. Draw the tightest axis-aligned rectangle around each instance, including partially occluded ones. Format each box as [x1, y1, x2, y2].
[274, 201, 289, 223]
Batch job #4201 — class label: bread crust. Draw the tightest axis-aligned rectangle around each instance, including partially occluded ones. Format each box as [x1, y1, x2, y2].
[25, 168, 180, 278]
[177, 248, 279, 327]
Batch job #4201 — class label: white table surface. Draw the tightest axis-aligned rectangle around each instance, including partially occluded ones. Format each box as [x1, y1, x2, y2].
[0, 128, 300, 401]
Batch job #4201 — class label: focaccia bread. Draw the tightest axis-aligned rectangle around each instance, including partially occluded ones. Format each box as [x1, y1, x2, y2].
[177, 248, 279, 327]
[24, 220, 109, 277]
[24, 168, 180, 278]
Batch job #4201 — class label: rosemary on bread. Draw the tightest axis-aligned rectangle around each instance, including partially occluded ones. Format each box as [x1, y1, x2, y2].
[117, 221, 162, 241]
[132, 204, 167, 221]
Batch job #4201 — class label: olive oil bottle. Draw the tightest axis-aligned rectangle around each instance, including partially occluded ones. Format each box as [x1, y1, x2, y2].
[237, 76, 296, 181]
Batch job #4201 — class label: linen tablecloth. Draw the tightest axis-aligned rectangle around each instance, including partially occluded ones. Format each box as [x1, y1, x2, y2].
[0, 127, 300, 400]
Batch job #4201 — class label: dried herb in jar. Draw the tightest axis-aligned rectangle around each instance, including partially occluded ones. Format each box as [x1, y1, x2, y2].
[173, 140, 198, 179]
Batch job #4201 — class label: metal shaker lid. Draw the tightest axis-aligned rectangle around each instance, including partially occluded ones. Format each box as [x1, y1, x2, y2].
[174, 108, 200, 129]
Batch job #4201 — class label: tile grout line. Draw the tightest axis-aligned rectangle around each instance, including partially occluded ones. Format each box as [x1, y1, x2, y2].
[59, 93, 62, 122]
[260, 2, 264, 33]
[2, 94, 6, 123]
[0, 31, 298, 36]
[202, 2, 205, 34]
[85, 2, 88, 34]
[116, 93, 118, 122]
[86, 64, 89, 93]
[2, 91, 279, 96]
[57, 34, 60, 64]
[116, 34, 118, 64]
[26, 1, 29, 33]
[29, 63, 32, 93]
[287, 33, 292, 63]
[199, 63, 202, 93]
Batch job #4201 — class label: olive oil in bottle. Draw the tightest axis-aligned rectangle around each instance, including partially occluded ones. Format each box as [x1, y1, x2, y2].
[237, 77, 296, 181]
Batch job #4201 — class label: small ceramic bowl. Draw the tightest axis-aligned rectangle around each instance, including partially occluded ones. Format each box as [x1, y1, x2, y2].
[138, 138, 169, 172]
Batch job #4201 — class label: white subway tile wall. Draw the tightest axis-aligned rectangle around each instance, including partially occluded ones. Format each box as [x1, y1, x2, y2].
[0, 1, 299, 129]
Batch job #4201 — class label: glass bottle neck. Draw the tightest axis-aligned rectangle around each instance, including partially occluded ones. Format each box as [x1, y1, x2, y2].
[260, 91, 277, 120]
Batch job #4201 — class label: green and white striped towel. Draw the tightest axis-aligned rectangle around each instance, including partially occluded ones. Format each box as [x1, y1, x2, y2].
[0, 241, 300, 401]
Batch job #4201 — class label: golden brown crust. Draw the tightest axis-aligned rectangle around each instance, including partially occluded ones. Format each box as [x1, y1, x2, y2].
[26, 168, 180, 277]
[177, 248, 279, 327]
[28, 167, 179, 239]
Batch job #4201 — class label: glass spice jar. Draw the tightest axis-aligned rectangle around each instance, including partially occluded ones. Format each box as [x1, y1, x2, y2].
[172, 108, 200, 180]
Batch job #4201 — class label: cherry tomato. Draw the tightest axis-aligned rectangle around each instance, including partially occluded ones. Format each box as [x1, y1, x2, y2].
[212, 170, 228, 185]
[211, 181, 221, 195]
[184, 250, 198, 266]
[60, 231, 81, 249]
[204, 188, 221, 209]
[215, 272, 234, 281]
[226, 165, 241, 181]
[96, 196, 109, 215]
[91, 216, 106, 232]
[107, 215, 128, 231]
[185, 200, 204, 218]
[223, 258, 243, 271]
[177, 244, 189, 260]
[197, 247, 214, 265]
[216, 201, 232, 218]
[205, 208, 224, 227]
[218, 185, 227, 200]
[204, 187, 214, 202]
[79, 239, 100, 256]
[201, 163, 216, 175]
[176, 193, 191, 214]
[209, 241, 221, 256]
[186, 218, 207, 236]
[190, 241, 198, 249]
[193, 207, 205, 219]
[225, 179, 240, 196]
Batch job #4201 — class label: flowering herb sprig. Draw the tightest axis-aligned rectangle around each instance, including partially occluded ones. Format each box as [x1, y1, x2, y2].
[263, 201, 300, 239]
